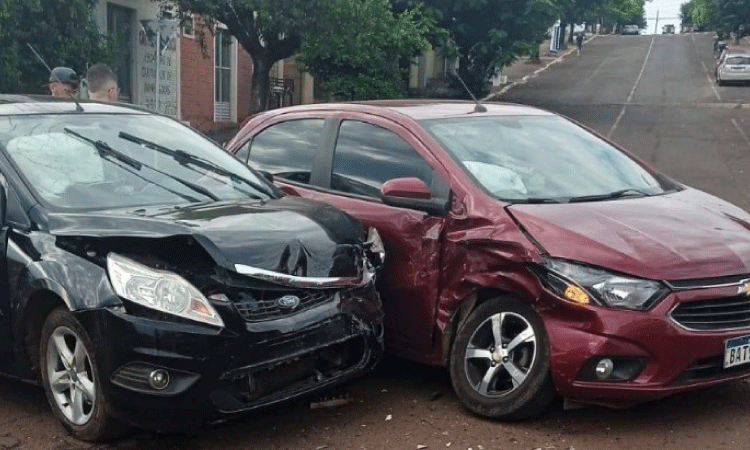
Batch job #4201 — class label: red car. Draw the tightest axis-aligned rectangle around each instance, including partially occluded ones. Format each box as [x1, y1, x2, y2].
[227, 100, 750, 418]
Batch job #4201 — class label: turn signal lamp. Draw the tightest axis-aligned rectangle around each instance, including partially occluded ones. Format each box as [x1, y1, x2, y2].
[564, 285, 590, 305]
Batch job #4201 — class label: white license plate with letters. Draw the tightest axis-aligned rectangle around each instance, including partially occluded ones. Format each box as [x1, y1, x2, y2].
[724, 334, 750, 368]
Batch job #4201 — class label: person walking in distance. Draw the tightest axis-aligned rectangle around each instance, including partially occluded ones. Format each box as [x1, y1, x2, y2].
[86, 63, 120, 102]
[576, 32, 584, 56]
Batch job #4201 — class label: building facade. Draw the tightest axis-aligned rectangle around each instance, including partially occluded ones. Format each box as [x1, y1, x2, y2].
[93, 0, 310, 133]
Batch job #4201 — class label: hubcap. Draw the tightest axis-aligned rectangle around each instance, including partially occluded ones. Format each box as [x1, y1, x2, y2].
[464, 312, 537, 397]
[46, 327, 96, 426]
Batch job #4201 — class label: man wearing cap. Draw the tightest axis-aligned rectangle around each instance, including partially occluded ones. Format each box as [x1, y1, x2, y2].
[48, 67, 79, 98]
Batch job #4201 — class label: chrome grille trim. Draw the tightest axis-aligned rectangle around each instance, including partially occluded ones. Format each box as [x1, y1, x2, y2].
[665, 275, 750, 291]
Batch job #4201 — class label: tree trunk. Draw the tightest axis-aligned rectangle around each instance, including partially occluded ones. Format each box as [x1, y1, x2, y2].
[250, 55, 271, 115]
[568, 24, 576, 44]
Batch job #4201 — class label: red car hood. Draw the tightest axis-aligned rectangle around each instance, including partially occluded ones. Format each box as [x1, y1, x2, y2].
[508, 188, 750, 280]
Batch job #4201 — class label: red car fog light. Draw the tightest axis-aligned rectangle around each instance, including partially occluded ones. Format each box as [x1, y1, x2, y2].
[577, 357, 645, 382]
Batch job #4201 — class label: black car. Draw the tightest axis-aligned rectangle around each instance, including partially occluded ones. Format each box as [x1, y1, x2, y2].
[0, 97, 384, 441]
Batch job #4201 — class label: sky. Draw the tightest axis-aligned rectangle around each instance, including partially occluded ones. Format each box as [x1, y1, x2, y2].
[644, 0, 686, 34]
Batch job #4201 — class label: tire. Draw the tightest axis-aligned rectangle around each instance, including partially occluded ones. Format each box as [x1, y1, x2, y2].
[449, 297, 555, 420]
[39, 307, 126, 441]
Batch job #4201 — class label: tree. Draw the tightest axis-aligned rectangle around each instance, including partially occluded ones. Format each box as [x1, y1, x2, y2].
[298, 0, 432, 100]
[600, 0, 646, 33]
[396, 0, 559, 98]
[172, 0, 331, 114]
[0, 0, 113, 94]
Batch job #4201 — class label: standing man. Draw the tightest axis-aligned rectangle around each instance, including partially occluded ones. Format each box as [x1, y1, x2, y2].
[48, 67, 79, 98]
[86, 63, 120, 103]
[576, 32, 584, 56]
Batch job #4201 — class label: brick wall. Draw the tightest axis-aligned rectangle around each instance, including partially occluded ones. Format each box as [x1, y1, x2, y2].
[180, 29, 254, 133]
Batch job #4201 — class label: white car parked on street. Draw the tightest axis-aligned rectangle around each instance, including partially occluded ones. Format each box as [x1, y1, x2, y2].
[717, 52, 750, 85]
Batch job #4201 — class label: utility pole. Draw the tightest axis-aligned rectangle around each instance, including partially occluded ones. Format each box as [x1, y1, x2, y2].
[654, 10, 659, 35]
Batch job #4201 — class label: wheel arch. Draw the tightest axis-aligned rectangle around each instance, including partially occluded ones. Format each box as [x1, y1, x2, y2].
[441, 287, 539, 366]
[18, 286, 70, 381]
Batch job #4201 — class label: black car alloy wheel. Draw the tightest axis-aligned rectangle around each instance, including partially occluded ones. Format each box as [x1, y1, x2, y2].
[40, 308, 125, 441]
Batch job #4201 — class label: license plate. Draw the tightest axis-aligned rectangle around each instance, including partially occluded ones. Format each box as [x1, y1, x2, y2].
[724, 334, 750, 368]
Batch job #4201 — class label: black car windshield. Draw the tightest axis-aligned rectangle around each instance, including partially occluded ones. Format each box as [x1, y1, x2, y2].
[422, 115, 671, 202]
[0, 114, 276, 209]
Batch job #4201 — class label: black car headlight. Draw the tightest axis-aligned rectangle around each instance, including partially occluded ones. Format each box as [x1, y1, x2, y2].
[536, 258, 668, 311]
[107, 253, 224, 327]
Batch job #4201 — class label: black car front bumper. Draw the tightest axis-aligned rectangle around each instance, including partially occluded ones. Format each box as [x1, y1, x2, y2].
[75, 292, 383, 431]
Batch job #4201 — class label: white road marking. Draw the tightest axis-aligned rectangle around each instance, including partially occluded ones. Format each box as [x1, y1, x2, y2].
[692, 33, 721, 101]
[607, 36, 655, 138]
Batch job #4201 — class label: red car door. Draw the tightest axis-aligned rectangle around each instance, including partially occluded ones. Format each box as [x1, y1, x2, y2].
[308, 116, 449, 360]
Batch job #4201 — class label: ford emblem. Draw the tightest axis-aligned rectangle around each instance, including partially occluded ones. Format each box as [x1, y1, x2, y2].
[277, 295, 300, 309]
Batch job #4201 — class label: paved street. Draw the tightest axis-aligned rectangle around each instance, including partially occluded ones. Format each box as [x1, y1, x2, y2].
[5, 33, 750, 450]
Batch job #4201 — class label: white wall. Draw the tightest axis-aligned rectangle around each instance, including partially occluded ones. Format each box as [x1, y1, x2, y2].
[93, 0, 180, 117]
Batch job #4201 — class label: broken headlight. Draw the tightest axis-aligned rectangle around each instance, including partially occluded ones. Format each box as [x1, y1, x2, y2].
[107, 253, 224, 327]
[364, 228, 385, 269]
[537, 258, 668, 311]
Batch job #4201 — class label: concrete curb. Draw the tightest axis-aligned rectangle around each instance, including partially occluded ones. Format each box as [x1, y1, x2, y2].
[484, 35, 599, 101]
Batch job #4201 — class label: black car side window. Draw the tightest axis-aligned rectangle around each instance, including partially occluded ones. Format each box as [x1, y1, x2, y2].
[249, 119, 325, 184]
[331, 121, 433, 198]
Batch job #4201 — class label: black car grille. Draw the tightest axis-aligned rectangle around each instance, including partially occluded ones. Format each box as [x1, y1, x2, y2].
[671, 295, 750, 331]
[233, 289, 337, 322]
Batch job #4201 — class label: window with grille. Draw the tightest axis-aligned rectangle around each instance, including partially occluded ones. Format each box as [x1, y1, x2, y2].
[214, 30, 232, 122]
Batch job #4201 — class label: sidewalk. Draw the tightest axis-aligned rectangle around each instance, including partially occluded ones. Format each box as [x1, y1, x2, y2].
[487, 35, 598, 100]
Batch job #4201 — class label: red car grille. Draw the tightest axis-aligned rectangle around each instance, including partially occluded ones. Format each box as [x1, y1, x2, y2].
[671, 296, 750, 331]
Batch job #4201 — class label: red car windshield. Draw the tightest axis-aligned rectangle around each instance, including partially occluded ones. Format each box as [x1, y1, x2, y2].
[422, 115, 672, 202]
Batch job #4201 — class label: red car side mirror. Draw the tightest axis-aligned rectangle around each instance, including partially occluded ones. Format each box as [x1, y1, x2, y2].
[380, 177, 432, 200]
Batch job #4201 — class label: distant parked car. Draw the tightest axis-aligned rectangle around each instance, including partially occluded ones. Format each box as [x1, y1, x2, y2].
[717, 53, 750, 85]
[227, 100, 750, 420]
[662, 24, 675, 34]
[622, 25, 640, 35]
[0, 96, 384, 441]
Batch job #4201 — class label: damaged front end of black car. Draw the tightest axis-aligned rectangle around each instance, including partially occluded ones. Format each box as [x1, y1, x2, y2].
[0, 101, 384, 441]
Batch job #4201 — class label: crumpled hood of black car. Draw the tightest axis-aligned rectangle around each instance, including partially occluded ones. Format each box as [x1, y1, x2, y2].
[44, 197, 365, 278]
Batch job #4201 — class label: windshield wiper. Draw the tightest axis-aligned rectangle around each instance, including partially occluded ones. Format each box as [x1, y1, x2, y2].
[567, 188, 650, 203]
[118, 132, 272, 198]
[512, 197, 567, 204]
[64, 128, 142, 171]
[64, 128, 219, 202]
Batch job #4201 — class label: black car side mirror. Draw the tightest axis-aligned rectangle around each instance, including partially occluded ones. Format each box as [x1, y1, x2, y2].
[259, 170, 274, 184]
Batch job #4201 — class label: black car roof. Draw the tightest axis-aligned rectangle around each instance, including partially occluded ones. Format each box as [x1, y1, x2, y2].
[0, 95, 150, 115]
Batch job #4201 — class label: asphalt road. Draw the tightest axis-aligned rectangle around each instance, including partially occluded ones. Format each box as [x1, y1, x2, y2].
[6, 34, 750, 450]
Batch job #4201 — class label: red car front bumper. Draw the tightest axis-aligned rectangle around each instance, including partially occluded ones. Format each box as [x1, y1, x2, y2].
[541, 284, 750, 407]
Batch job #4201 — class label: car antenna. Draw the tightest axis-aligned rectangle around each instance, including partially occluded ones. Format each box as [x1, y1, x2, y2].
[26, 43, 84, 112]
[452, 70, 487, 113]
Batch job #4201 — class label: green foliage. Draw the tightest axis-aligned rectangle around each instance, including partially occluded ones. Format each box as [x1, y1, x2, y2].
[0, 0, 113, 94]
[172, 0, 331, 113]
[681, 0, 750, 35]
[397, 0, 559, 97]
[601, 0, 646, 31]
[298, 0, 432, 100]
